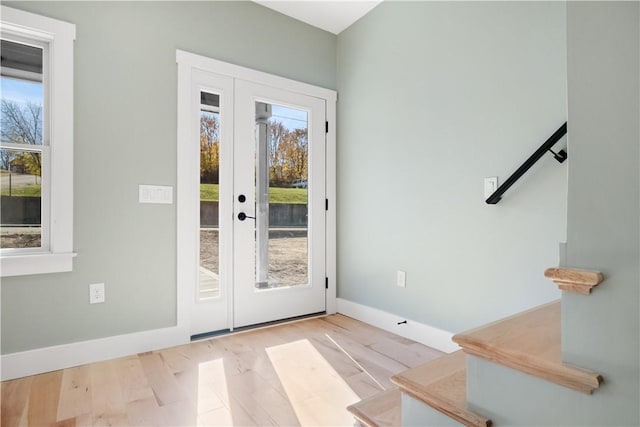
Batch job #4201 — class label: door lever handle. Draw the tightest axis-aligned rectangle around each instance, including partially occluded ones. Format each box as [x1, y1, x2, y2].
[237, 212, 255, 221]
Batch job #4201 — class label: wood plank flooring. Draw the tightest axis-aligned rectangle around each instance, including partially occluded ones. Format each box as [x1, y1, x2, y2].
[1, 314, 443, 427]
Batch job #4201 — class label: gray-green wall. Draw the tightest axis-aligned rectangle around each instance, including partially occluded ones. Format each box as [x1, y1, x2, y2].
[1, 1, 336, 354]
[563, 1, 639, 423]
[336, 2, 567, 333]
[460, 3, 639, 425]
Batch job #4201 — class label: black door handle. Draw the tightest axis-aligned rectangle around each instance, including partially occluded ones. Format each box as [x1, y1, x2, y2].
[237, 212, 255, 221]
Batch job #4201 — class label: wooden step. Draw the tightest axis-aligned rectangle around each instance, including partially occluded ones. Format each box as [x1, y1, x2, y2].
[544, 267, 604, 294]
[347, 388, 401, 427]
[453, 301, 602, 394]
[391, 351, 491, 427]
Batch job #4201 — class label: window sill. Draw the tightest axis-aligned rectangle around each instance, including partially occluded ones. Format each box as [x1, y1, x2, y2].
[1, 252, 77, 277]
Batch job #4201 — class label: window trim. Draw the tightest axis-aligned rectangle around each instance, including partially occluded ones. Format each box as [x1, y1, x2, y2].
[1, 6, 76, 276]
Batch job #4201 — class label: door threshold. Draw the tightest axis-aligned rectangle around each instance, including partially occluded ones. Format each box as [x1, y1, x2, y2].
[190, 329, 231, 341]
[190, 311, 326, 342]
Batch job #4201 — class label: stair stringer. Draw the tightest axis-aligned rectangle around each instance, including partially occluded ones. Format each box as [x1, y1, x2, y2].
[465, 354, 621, 426]
[402, 392, 464, 427]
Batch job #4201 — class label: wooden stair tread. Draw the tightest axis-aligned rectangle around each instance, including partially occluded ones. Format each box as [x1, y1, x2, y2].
[452, 300, 602, 393]
[347, 388, 401, 427]
[544, 267, 604, 294]
[391, 351, 491, 427]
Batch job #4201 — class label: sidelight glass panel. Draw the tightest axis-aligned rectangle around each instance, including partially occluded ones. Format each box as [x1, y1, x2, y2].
[199, 91, 220, 299]
[254, 102, 309, 289]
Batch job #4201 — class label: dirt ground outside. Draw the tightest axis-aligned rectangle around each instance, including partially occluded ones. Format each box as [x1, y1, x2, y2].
[200, 228, 309, 286]
[0, 230, 41, 249]
[2, 228, 309, 287]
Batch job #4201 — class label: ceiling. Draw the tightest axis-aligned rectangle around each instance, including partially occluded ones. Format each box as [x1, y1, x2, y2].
[253, 1, 382, 34]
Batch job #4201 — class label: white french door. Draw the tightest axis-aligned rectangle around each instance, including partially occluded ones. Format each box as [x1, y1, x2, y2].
[177, 52, 333, 338]
[233, 80, 326, 328]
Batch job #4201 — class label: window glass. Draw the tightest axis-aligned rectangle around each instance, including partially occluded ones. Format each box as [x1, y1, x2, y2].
[1, 40, 44, 250]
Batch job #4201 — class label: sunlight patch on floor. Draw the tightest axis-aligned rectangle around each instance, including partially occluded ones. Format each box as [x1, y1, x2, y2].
[196, 358, 231, 426]
[266, 339, 360, 427]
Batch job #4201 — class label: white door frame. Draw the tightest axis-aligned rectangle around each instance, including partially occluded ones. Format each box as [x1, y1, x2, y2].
[176, 50, 337, 339]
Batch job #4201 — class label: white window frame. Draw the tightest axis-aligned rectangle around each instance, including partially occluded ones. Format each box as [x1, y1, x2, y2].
[1, 6, 76, 276]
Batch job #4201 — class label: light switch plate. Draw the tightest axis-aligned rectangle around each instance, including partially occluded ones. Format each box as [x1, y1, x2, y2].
[484, 177, 498, 199]
[139, 185, 173, 204]
[397, 270, 406, 288]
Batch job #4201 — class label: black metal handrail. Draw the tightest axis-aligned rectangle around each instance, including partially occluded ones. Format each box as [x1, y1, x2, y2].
[486, 122, 567, 204]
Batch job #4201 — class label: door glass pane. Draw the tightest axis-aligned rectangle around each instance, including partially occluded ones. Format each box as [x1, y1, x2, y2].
[255, 102, 309, 289]
[199, 92, 220, 299]
[0, 149, 42, 248]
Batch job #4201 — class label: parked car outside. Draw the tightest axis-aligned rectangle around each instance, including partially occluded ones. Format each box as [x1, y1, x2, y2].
[291, 179, 307, 188]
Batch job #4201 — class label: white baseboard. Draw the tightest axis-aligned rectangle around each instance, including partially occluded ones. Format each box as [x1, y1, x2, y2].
[336, 298, 460, 353]
[1, 325, 188, 381]
[2, 301, 457, 380]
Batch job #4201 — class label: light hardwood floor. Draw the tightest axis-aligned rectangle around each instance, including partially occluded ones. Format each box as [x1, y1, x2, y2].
[1, 314, 443, 427]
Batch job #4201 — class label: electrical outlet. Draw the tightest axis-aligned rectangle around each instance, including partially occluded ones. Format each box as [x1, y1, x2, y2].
[89, 283, 105, 304]
[397, 270, 406, 288]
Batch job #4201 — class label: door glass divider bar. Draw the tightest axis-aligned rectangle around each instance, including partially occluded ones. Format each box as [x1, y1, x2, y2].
[486, 122, 567, 204]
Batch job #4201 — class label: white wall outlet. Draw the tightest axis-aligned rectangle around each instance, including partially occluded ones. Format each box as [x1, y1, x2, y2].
[484, 177, 498, 199]
[139, 185, 173, 204]
[89, 283, 105, 304]
[397, 270, 406, 288]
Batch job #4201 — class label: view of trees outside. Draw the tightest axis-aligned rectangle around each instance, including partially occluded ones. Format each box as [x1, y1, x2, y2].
[0, 76, 44, 249]
[263, 105, 310, 287]
[198, 103, 310, 295]
[199, 107, 309, 189]
[265, 121, 308, 187]
[200, 110, 220, 185]
[199, 107, 222, 298]
[1, 100, 43, 171]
